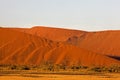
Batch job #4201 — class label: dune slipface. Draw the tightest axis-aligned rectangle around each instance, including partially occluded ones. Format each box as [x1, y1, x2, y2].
[0, 28, 120, 66]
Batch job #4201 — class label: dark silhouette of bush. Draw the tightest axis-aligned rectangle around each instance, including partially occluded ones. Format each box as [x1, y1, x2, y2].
[89, 65, 120, 73]
[20, 66, 30, 70]
[10, 65, 17, 70]
[71, 66, 81, 71]
[90, 67, 103, 72]
[70, 65, 88, 71]
[108, 65, 120, 73]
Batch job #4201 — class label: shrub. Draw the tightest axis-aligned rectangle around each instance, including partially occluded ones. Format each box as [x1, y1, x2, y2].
[90, 67, 101, 72]
[10, 65, 17, 70]
[20, 66, 30, 70]
[108, 65, 120, 73]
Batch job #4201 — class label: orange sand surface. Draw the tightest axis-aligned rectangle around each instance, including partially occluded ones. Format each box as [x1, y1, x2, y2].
[0, 28, 119, 66]
[0, 73, 120, 80]
[13, 26, 120, 57]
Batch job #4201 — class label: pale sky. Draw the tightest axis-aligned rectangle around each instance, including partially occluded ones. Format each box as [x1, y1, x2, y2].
[0, 0, 120, 31]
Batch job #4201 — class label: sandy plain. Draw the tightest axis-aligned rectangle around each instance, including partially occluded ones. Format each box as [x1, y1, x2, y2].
[0, 71, 120, 80]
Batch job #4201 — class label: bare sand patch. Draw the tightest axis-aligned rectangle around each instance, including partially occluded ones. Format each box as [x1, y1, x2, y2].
[0, 73, 120, 80]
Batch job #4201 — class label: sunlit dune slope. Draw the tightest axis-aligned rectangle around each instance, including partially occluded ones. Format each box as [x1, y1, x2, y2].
[0, 28, 59, 65]
[0, 28, 119, 66]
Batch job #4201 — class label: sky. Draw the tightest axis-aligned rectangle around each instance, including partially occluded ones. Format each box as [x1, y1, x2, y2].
[0, 0, 120, 31]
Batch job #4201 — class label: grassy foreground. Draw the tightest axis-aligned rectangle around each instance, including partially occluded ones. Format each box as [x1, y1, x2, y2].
[0, 63, 120, 73]
[0, 64, 120, 80]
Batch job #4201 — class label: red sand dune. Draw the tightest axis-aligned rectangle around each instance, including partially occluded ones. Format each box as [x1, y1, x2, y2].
[13, 26, 120, 58]
[0, 28, 119, 66]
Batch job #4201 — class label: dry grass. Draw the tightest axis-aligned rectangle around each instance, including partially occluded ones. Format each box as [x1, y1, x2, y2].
[0, 64, 120, 80]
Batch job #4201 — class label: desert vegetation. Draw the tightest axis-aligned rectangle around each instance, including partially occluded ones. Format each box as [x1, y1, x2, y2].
[0, 63, 120, 74]
[89, 65, 120, 73]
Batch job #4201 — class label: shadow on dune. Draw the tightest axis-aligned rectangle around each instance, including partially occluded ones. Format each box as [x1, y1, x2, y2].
[108, 56, 120, 61]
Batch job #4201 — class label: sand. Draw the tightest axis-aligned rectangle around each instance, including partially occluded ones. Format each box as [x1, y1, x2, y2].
[14, 26, 120, 57]
[0, 28, 119, 66]
[0, 73, 120, 80]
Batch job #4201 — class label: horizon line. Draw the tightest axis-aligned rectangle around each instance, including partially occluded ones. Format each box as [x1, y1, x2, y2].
[1, 25, 120, 32]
